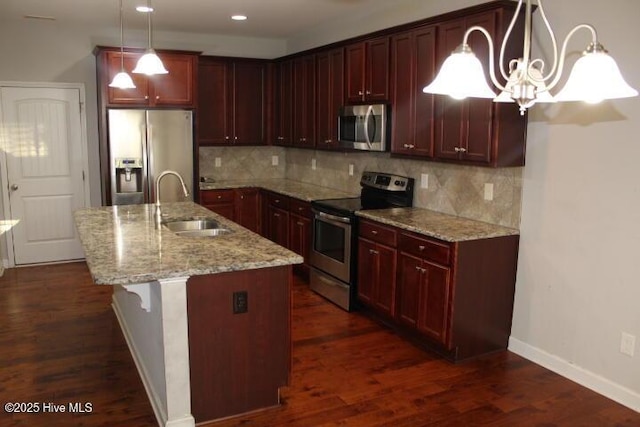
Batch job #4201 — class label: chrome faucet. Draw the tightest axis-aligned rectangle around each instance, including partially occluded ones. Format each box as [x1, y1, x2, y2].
[155, 170, 190, 226]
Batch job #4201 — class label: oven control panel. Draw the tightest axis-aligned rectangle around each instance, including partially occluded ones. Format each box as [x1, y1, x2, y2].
[361, 171, 413, 192]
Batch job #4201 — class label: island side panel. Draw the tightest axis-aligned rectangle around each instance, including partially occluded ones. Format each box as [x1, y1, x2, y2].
[187, 265, 291, 423]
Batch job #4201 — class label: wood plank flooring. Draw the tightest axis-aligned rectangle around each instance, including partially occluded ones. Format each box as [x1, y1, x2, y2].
[0, 262, 638, 426]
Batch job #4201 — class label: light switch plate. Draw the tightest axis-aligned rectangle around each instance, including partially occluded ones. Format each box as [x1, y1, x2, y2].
[484, 183, 494, 201]
[215, 157, 222, 168]
[312, 158, 317, 170]
[421, 173, 429, 189]
[621, 332, 636, 357]
[272, 155, 279, 166]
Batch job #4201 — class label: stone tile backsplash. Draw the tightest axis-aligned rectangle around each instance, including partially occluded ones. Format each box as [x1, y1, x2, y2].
[200, 146, 522, 229]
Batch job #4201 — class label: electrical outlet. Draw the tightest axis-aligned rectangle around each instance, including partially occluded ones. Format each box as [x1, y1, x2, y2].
[215, 157, 222, 168]
[271, 155, 279, 166]
[312, 158, 317, 170]
[484, 183, 494, 201]
[620, 332, 636, 357]
[233, 291, 248, 314]
[349, 164, 354, 176]
[421, 173, 429, 189]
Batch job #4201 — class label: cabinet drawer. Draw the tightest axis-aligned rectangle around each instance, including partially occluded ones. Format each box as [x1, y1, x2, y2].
[200, 189, 235, 204]
[398, 232, 450, 266]
[359, 220, 397, 247]
[289, 198, 311, 217]
[266, 192, 290, 210]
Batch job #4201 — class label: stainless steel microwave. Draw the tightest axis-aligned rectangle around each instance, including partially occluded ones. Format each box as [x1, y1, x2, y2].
[338, 104, 388, 151]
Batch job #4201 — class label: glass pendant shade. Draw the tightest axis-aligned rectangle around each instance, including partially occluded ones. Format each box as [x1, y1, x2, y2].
[555, 51, 638, 103]
[133, 48, 168, 75]
[423, 46, 496, 100]
[109, 71, 136, 88]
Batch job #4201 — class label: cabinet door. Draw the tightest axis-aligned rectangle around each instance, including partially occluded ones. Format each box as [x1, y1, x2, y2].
[105, 51, 150, 105]
[357, 238, 376, 306]
[390, 31, 415, 155]
[345, 43, 365, 103]
[233, 62, 266, 145]
[417, 261, 451, 346]
[316, 48, 344, 149]
[150, 53, 196, 107]
[374, 243, 396, 317]
[366, 37, 390, 102]
[289, 213, 311, 263]
[413, 26, 437, 156]
[197, 60, 231, 145]
[396, 251, 423, 328]
[268, 206, 290, 248]
[275, 60, 293, 146]
[293, 56, 315, 147]
[235, 188, 260, 233]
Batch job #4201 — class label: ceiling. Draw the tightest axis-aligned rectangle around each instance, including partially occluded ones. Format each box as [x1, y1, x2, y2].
[0, 0, 395, 39]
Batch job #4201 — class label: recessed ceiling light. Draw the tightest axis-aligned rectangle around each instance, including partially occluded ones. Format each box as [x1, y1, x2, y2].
[136, 6, 154, 13]
[231, 15, 248, 21]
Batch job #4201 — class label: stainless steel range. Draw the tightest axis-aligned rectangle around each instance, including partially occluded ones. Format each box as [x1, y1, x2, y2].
[309, 171, 414, 311]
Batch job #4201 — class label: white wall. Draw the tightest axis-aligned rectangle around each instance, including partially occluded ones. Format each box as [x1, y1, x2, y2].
[290, 0, 640, 411]
[0, 19, 286, 207]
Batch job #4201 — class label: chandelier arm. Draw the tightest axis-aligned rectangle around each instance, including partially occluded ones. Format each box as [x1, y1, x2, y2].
[532, 0, 559, 82]
[498, 0, 524, 81]
[545, 23, 598, 92]
[462, 26, 508, 92]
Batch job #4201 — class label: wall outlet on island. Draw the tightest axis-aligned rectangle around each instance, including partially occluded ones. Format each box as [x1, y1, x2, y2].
[272, 155, 279, 166]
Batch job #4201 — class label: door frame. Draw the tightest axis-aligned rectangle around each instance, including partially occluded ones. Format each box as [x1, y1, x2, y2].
[0, 81, 91, 267]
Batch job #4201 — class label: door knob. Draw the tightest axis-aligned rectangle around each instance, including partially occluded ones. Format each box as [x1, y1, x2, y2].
[10, 184, 18, 191]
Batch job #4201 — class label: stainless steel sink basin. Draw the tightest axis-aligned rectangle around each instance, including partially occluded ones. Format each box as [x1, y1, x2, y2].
[163, 219, 232, 237]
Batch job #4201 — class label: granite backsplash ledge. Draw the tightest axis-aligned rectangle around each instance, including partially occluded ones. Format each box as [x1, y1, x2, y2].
[199, 146, 522, 229]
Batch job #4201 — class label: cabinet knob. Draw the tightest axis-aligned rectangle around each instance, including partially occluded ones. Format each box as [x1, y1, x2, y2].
[155, 95, 160, 100]
[277, 136, 284, 140]
[234, 136, 238, 140]
[454, 147, 467, 153]
[358, 90, 363, 96]
[298, 207, 303, 211]
[325, 139, 332, 144]
[418, 245, 425, 251]
[415, 266, 426, 273]
[240, 195, 244, 199]
[403, 144, 415, 149]
[297, 221, 304, 226]
[225, 136, 230, 140]
[371, 230, 378, 235]
[366, 90, 371, 95]
[217, 195, 222, 199]
[369, 249, 379, 255]
[274, 213, 280, 217]
[144, 95, 149, 100]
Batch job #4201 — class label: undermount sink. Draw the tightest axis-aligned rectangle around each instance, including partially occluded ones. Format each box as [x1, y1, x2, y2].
[163, 219, 232, 237]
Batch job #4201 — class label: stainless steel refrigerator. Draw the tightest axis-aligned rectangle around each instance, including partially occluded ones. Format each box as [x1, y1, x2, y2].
[108, 109, 194, 205]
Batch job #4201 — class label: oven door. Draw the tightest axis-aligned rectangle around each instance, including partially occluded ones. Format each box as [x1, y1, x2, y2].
[310, 209, 352, 284]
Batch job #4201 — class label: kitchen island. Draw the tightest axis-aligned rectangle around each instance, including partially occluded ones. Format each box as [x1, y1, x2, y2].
[74, 202, 303, 427]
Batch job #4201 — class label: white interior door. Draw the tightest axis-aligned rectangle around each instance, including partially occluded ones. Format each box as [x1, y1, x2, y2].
[0, 86, 87, 265]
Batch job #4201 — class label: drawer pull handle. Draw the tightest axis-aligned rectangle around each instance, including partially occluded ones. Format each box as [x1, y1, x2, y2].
[415, 266, 426, 273]
[369, 249, 379, 255]
[217, 195, 222, 199]
[274, 213, 280, 217]
[297, 221, 304, 226]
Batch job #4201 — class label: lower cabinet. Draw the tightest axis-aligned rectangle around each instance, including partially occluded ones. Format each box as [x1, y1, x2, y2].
[357, 218, 519, 361]
[262, 191, 312, 274]
[199, 188, 261, 233]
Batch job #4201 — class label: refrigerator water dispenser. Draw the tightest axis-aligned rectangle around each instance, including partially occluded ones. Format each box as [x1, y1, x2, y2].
[113, 158, 144, 205]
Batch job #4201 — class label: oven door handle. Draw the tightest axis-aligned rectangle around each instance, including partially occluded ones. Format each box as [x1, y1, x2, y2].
[313, 209, 352, 224]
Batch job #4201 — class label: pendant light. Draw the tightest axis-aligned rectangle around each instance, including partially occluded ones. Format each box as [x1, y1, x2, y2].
[132, 0, 168, 75]
[422, 0, 637, 115]
[109, 0, 136, 89]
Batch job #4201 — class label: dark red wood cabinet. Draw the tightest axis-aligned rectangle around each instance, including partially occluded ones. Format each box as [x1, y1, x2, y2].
[197, 57, 266, 146]
[273, 60, 294, 146]
[433, 8, 527, 167]
[99, 49, 197, 107]
[293, 55, 316, 148]
[345, 36, 390, 104]
[390, 25, 437, 157]
[199, 188, 261, 233]
[357, 218, 520, 362]
[316, 48, 345, 149]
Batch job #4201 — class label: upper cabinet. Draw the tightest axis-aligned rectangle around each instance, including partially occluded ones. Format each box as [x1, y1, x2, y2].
[292, 55, 316, 148]
[316, 48, 345, 150]
[390, 25, 437, 158]
[433, 8, 527, 167]
[274, 60, 294, 146]
[197, 57, 266, 146]
[97, 48, 197, 108]
[345, 36, 390, 104]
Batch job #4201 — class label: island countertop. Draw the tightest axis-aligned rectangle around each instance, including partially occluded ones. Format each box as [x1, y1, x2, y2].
[74, 201, 303, 285]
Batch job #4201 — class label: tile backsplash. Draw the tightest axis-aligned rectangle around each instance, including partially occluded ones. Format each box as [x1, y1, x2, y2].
[200, 146, 522, 229]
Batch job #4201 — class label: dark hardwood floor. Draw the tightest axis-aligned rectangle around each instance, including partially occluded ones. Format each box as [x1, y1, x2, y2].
[0, 262, 638, 426]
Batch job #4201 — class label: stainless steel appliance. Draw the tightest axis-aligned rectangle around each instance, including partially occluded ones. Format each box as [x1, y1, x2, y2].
[310, 171, 414, 311]
[108, 109, 194, 205]
[338, 104, 388, 151]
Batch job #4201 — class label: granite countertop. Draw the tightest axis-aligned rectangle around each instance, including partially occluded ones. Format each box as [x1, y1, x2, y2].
[74, 202, 303, 285]
[356, 208, 520, 242]
[199, 178, 356, 201]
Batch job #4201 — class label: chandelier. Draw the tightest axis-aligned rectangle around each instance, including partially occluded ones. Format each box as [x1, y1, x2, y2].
[422, 0, 638, 115]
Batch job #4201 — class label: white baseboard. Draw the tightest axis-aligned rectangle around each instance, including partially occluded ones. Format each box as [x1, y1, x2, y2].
[509, 337, 640, 413]
[112, 297, 167, 427]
